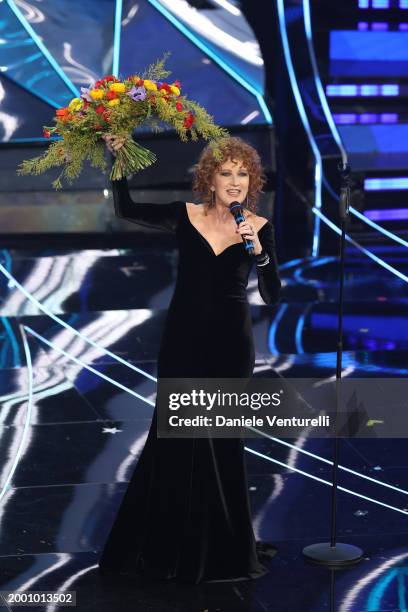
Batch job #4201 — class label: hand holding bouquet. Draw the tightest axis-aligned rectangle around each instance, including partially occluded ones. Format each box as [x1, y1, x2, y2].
[102, 134, 126, 156]
[18, 55, 228, 189]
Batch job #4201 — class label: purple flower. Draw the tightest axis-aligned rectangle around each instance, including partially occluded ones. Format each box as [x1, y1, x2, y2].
[80, 87, 92, 102]
[126, 86, 147, 102]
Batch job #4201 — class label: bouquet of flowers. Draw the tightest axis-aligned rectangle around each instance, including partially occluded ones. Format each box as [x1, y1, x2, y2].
[18, 55, 228, 189]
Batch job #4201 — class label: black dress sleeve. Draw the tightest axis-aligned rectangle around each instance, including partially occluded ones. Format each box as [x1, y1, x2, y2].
[111, 177, 183, 233]
[256, 221, 282, 305]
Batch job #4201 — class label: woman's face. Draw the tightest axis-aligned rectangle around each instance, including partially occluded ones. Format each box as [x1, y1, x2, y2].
[212, 158, 250, 208]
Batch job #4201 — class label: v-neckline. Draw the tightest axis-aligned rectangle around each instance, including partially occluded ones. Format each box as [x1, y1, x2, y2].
[184, 203, 268, 258]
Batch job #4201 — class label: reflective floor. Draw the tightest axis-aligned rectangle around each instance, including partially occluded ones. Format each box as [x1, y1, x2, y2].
[0, 245, 407, 611]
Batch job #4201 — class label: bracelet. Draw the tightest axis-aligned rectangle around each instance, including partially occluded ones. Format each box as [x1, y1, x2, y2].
[256, 253, 270, 267]
[255, 250, 267, 262]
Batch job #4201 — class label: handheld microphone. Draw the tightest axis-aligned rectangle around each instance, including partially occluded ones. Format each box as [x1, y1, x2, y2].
[229, 201, 255, 256]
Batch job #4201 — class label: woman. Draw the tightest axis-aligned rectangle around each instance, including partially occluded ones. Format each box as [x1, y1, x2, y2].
[98, 136, 281, 583]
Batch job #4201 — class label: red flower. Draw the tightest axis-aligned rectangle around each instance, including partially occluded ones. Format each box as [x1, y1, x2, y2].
[43, 129, 51, 138]
[159, 83, 171, 93]
[94, 80, 104, 88]
[174, 80, 181, 89]
[106, 90, 118, 101]
[183, 111, 195, 129]
[103, 112, 111, 122]
[55, 107, 69, 117]
[95, 104, 105, 114]
[176, 101, 183, 112]
[103, 75, 117, 82]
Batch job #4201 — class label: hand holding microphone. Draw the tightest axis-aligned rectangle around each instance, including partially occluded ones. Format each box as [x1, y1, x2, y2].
[229, 201, 262, 256]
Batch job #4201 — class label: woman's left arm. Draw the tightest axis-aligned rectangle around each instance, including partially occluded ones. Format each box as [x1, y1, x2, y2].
[255, 221, 282, 305]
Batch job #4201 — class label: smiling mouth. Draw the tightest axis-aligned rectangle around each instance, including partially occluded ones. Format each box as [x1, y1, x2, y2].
[227, 190, 240, 195]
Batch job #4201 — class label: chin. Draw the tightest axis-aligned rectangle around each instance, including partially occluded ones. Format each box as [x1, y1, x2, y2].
[225, 195, 244, 205]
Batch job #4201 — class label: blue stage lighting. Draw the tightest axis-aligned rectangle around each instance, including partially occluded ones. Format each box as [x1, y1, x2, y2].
[327, 84, 399, 97]
[365, 177, 408, 190]
[327, 84, 358, 96]
[112, 0, 123, 77]
[333, 113, 358, 124]
[312, 207, 408, 283]
[333, 113, 399, 124]
[277, 0, 322, 255]
[146, 0, 272, 124]
[372, 22, 389, 30]
[372, 0, 389, 8]
[365, 208, 408, 221]
[5, 0, 79, 97]
[381, 84, 399, 95]
[361, 84, 380, 96]
[303, 0, 346, 163]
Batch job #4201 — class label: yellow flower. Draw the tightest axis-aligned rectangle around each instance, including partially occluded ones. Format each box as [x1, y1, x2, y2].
[90, 89, 105, 100]
[107, 98, 120, 107]
[68, 97, 83, 111]
[109, 83, 126, 93]
[143, 80, 157, 91]
[169, 85, 180, 96]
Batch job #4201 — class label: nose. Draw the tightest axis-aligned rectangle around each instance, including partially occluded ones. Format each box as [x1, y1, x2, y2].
[229, 174, 240, 186]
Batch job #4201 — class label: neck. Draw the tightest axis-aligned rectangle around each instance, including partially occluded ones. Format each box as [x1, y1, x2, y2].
[206, 199, 231, 223]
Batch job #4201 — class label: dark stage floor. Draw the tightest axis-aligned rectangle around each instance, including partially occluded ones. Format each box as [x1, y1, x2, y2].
[0, 244, 407, 611]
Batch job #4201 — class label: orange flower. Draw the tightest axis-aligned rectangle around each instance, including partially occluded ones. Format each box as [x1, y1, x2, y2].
[61, 114, 72, 124]
[56, 108, 69, 117]
[106, 90, 118, 101]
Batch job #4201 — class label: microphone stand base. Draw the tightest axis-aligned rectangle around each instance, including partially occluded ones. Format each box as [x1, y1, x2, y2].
[302, 542, 363, 567]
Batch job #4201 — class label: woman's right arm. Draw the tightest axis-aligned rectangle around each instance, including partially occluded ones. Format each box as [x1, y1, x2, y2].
[112, 177, 182, 233]
[104, 135, 182, 233]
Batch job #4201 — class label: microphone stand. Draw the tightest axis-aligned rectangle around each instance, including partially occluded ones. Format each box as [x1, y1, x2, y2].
[302, 162, 363, 566]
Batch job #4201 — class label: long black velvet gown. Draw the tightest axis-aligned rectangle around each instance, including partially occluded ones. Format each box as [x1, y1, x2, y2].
[98, 178, 281, 584]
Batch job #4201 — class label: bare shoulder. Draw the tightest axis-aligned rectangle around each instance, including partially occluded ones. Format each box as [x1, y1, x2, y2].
[244, 210, 269, 231]
[186, 202, 206, 219]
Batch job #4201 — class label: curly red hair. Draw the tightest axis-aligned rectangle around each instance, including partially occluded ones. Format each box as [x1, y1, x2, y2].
[192, 136, 266, 214]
